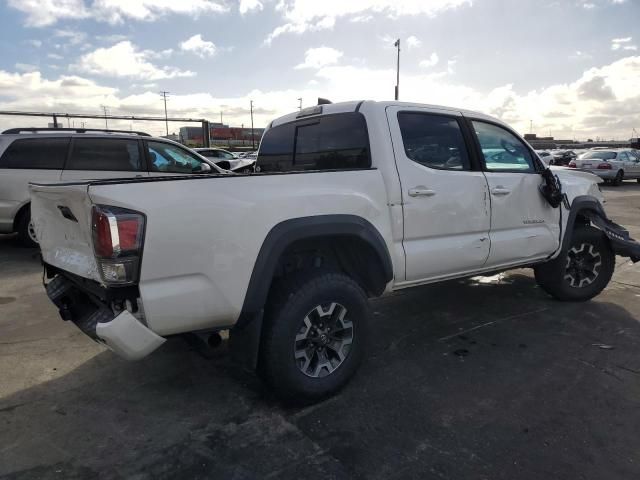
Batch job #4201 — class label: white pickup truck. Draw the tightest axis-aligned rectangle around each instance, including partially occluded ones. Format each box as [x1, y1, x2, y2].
[30, 100, 640, 402]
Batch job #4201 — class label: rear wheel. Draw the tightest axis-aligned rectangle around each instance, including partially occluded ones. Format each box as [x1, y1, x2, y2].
[613, 170, 624, 186]
[16, 207, 38, 248]
[534, 226, 614, 301]
[260, 271, 370, 403]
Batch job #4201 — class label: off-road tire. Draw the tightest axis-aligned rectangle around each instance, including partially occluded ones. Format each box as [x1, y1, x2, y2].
[534, 226, 614, 302]
[260, 271, 370, 403]
[16, 207, 38, 248]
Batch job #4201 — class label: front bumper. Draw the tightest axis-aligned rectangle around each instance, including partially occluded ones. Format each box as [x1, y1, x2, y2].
[587, 213, 640, 263]
[45, 273, 165, 360]
[579, 168, 617, 180]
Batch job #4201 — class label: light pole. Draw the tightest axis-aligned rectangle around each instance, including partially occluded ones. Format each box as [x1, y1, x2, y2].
[298, 97, 302, 111]
[160, 91, 170, 136]
[394, 39, 400, 101]
[250, 100, 255, 150]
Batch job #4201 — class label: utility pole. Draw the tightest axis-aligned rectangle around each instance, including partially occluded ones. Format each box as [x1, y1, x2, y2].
[159, 91, 170, 136]
[298, 97, 303, 111]
[242, 123, 245, 146]
[100, 105, 109, 129]
[394, 39, 400, 101]
[250, 100, 255, 150]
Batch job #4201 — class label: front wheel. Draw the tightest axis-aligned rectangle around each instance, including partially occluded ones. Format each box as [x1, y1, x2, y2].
[534, 226, 614, 301]
[260, 271, 370, 403]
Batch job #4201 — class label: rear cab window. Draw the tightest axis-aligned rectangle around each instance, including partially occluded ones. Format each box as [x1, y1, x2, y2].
[257, 112, 371, 172]
[0, 138, 69, 169]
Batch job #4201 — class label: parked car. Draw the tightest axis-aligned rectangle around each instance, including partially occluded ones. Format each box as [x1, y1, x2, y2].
[30, 101, 640, 402]
[569, 149, 640, 185]
[193, 147, 256, 173]
[536, 151, 553, 166]
[0, 128, 223, 246]
[550, 150, 577, 166]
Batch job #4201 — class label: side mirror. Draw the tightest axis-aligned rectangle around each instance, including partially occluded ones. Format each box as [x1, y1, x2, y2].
[199, 163, 212, 173]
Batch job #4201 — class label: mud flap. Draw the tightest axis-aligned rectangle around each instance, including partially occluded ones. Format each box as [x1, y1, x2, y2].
[229, 310, 264, 371]
[586, 212, 640, 263]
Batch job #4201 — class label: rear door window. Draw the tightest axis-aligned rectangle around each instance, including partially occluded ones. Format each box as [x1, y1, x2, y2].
[66, 138, 143, 171]
[257, 112, 370, 172]
[0, 138, 69, 169]
[397, 112, 471, 170]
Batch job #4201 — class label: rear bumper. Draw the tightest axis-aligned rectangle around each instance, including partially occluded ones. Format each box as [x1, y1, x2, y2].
[45, 273, 165, 360]
[579, 169, 617, 180]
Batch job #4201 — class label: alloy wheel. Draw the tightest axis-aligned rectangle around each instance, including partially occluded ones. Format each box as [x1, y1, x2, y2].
[294, 302, 354, 378]
[565, 243, 602, 288]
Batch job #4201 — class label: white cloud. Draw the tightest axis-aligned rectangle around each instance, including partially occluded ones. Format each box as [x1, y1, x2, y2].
[180, 34, 217, 58]
[239, 0, 263, 15]
[295, 47, 343, 69]
[7, 0, 228, 27]
[406, 36, 422, 49]
[76, 41, 195, 80]
[1, 56, 639, 141]
[47, 53, 65, 60]
[419, 53, 439, 68]
[267, 0, 473, 43]
[15, 63, 39, 73]
[26, 39, 43, 48]
[54, 29, 87, 45]
[612, 37, 637, 51]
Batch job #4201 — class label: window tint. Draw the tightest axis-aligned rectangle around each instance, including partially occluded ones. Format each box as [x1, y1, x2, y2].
[67, 138, 142, 171]
[257, 113, 370, 172]
[472, 121, 535, 172]
[581, 151, 616, 160]
[0, 138, 69, 169]
[397, 112, 470, 171]
[147, 141, 207, 173]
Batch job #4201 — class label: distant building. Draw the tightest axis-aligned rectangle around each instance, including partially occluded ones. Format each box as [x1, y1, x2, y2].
[524, 133, 634, 150]
[179, 124, 265, 147]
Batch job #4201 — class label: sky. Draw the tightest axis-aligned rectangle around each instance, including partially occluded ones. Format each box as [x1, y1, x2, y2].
[0, 0, 639, 140]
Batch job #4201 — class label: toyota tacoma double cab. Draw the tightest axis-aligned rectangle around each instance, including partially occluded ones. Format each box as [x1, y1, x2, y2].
[30, 100, 640, 402]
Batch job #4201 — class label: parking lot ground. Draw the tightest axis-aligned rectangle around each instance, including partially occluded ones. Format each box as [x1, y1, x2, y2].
[1, 183, 640, 480]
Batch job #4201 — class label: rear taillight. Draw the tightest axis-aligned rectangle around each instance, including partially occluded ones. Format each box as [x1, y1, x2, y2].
[597, 162, 612, 170]
[568, 161, 576, 168]
[92, 205, 145, 285]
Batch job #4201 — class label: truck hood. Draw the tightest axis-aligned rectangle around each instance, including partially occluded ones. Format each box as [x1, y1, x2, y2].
[549, 166, 604, 204]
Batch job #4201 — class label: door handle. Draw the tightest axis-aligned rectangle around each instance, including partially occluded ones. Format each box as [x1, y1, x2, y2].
[408, 187, 436, 197]
[491, 186, 511, 196]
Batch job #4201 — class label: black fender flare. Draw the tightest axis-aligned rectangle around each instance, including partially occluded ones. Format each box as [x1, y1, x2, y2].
[562, 195, 640, 262]
[560, 196, 606, 255]
[229, 214, 393, 369]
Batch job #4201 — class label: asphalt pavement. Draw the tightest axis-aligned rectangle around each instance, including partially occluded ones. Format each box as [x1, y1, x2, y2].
[1, 183, 639, 480]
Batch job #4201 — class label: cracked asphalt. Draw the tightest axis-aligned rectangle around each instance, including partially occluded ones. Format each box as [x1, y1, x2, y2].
[1, 184, 640, 480]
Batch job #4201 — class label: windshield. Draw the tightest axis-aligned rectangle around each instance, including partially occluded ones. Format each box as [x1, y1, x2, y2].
[580, 151, 617, 160]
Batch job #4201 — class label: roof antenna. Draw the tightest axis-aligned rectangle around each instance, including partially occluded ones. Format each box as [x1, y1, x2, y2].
[317, 97, 332, 105]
